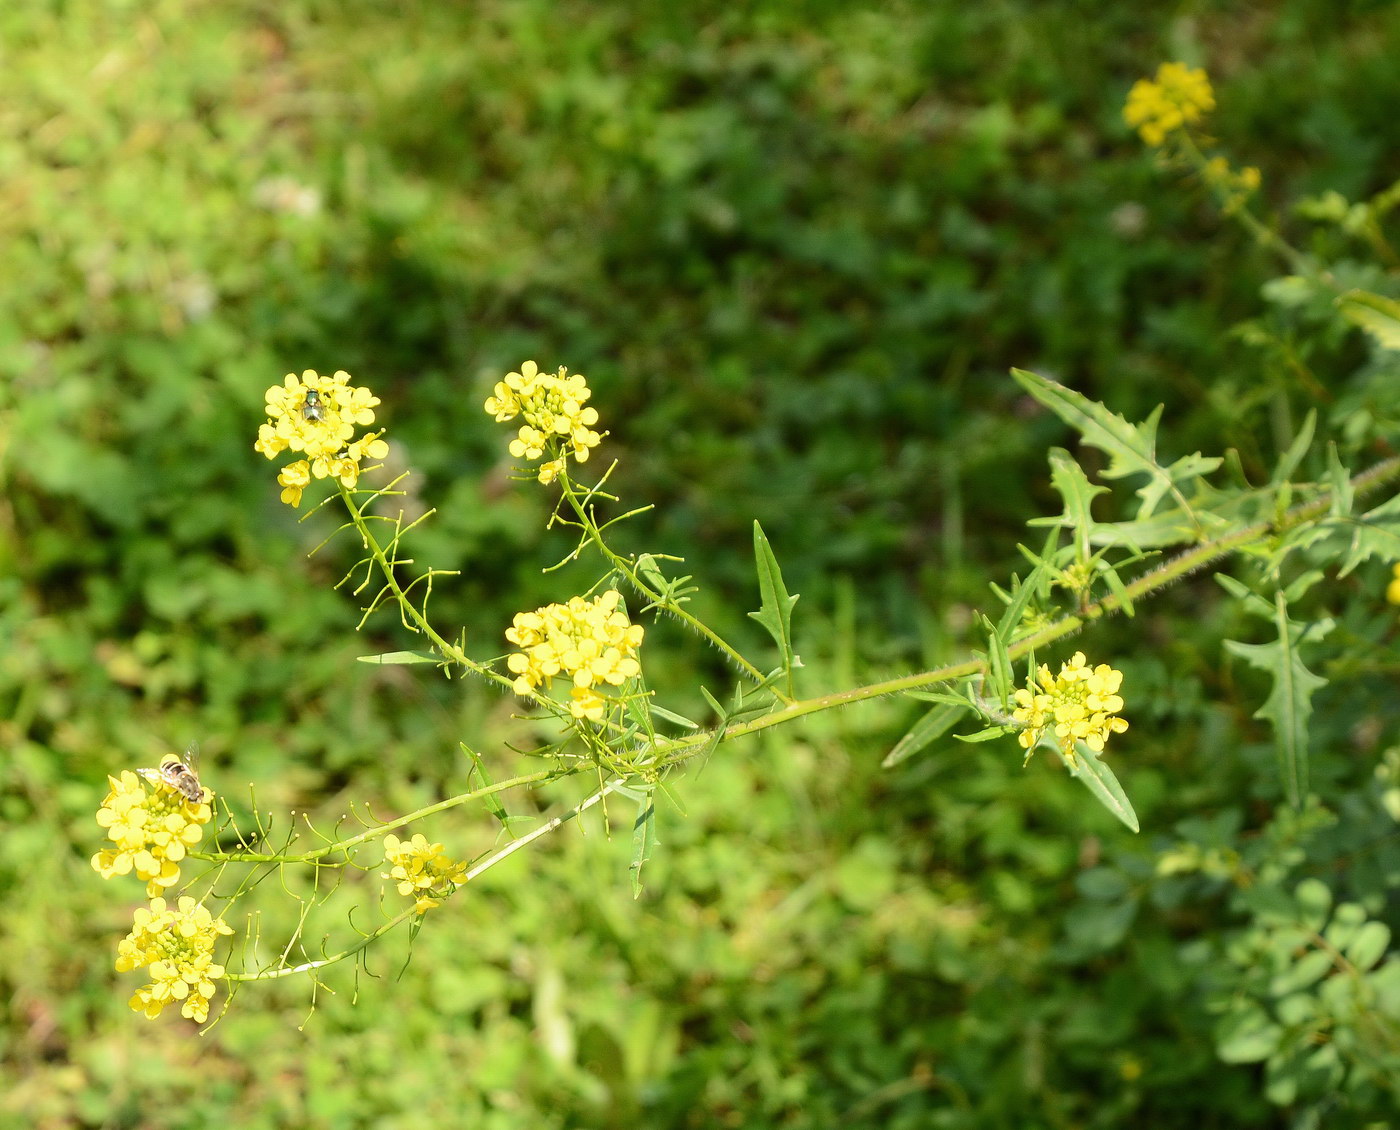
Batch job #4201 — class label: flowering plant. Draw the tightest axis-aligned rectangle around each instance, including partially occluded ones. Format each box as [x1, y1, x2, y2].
[89, 68, 1400, 1111]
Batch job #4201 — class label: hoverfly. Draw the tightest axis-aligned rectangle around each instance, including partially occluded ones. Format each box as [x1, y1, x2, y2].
[301, 388, 327, 423]
[141, 741, 208, 804]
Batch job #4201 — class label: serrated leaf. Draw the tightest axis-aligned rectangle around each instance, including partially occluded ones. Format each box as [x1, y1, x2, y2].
[1011, 368, 1220, 522]
[1046, 447, 1107, 557]
[747, 521, 800, 693]
[1222, 591, 1333, 806]
[1065, 743, 1139, 832]
[1086, 510, 1201, 548]
[883, 702, 967, 768]
[1337, 288, 1400, 351]
[629, 792, 657, 899]
[1337, 491, 1400, 576]
[357, 650, 439, 665]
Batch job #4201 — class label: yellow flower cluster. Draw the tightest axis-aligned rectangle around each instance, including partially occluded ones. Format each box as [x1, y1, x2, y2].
[1123, 62, 1215, 147]
[254, 369, 389, 506]
[505, 591, 644, 720]
[1011, 652, 1129, 766]
[1386, 563, 1400, 604]
[116, 896, 233, 1024]
[92, 770, 212, 898]
[382, 833, 469, 914]
[484, 360, 602, 484]
[1202, 155, 1262, 213]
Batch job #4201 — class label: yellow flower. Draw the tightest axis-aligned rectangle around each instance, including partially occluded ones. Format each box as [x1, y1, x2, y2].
[484, 360, 603, 484]
[505, 591, 644, 720]
[1202, 156, 1262, 214]
[1387, 563, 1400, 605]
[1011, 651, 1129, 767]
[116, 896, 233, 1024]
[92, 770, 212, 898]
[382, 833, 468, 913]
[254, 369, 387, 506]
[1123, 62, 1215, 147]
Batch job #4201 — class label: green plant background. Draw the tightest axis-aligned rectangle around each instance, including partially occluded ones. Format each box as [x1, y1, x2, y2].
[3, 1, 1399, 1126]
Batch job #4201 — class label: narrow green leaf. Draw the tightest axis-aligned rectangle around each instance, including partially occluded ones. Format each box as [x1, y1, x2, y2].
[883, 703, 966, 768]
[1336, 288, 1400, 351]
[1270, 410, 1316, 487]
[981, 613, 1013, 709]
[629, 792, 658, 899]
[357, 650, 439, 665]
[1326, 444, 1353, 521]
[460, 743, 512, 829]
[649, 704, 701, 730]
[1065, 743, 1139, 832]
[1097, 561, 1135, 618]
[747, 521, 800, 692]
[993, 562, 1047, 646]
[955, 725, 1017, 743]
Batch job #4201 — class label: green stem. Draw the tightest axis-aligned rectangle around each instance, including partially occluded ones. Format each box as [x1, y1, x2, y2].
[652, 452, 1400, 765]
[189, 769, 558, 864]
[223, 778, 621, 982]
[557, 469, 794, 705]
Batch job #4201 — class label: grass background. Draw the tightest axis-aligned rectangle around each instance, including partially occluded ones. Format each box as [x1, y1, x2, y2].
[3, 1, 1400, 1126]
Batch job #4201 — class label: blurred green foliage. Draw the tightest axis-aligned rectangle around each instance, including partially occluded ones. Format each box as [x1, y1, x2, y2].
[3, 0, 1400, 1126]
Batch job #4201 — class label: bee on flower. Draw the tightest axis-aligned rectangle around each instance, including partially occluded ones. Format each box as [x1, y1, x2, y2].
[92, 769, 213, 898]
[116, 896, 233, 1024]
[505, 591, 644, 721]
[1011, 652, 1129, 767]
[1123, 62, 1215, 148]
[484, 360, 603, 485]
[254, 369, 389, 506]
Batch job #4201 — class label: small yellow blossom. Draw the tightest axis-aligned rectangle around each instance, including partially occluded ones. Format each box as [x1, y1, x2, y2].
[382, 833, 468, 914]
[254, 369, 387, 506]
[1386, 563, 1400, 605]
[92, 770, 212, 898]
[1011, 651, 1129, 767]
[505, 591, 644, 720]
[484, 360, 603, 484]
[1123, 62, 1215, 147]
[116, 896, 233, 1024]
[1202, 156, 1262, 213]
